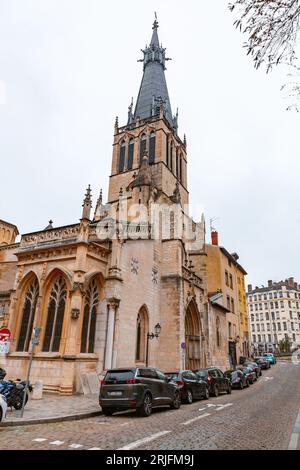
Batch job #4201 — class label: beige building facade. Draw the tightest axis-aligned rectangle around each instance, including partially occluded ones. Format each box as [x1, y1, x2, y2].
[205, 231, 248, 367]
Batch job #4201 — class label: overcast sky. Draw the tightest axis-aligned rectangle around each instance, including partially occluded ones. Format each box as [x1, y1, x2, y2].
[0, 0, 299, 287]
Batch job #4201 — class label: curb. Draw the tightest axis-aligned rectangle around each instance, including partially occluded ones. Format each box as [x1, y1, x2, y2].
[0, 410, 102, 427]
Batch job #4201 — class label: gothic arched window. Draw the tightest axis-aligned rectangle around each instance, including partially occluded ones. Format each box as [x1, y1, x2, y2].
[127, 138, 134, 170]
[118, 140, 126, 173]
[179, 154, 183, 182]
[139, 133, 147, 164]
[135, 307, 149, 363]
[170, 141, 173, 172]
[176, 149, 179, 177]
[149, 131, 156, 164]
[17, 279, 39, 352]
[43, 276, 67, 352]
[216, 317, 221, 348]
[81, 278, 99, 353]
[166, 136, 170, 167]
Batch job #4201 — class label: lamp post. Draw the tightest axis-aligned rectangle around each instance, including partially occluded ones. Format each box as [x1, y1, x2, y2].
[20, 326, 41, 418]
[145, 323, 161, 367]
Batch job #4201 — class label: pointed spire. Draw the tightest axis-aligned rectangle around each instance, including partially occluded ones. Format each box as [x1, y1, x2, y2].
[134, 18, 174, 127]
[93, 188, 103, 221]
[114, 116, 119, 133]
[127, 98, 134, 124]
[82, 185, 92, 220]
[183, 134, 187, 148]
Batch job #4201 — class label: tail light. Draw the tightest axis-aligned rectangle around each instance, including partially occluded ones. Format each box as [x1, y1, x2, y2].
[176, 380, 184, 386]
[100, 380, 106, 385]
[207, 373, 212, 383]
[125, 378, 140, 384]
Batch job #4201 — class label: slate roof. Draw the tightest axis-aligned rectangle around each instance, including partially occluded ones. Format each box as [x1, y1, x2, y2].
[134, 20, 174, 128]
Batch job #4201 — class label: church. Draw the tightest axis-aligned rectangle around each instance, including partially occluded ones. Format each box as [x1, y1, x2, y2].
[0, 19, 235, 394]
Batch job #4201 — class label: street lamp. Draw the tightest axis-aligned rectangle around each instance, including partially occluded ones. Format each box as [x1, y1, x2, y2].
[145, 323, 161, 367]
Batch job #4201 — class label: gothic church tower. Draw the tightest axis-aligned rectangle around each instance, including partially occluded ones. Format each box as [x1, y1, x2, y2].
[108, 18, 188, 208]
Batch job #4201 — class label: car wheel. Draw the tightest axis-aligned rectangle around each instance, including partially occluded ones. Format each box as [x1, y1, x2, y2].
[0, 408, 2, 422]
[137, 393, 152, 417]
[227, 384, 231, 394]
[102, 407, 115, 416]
[239, 381, 243, 390]
[203, 387, 209, 400]
[212, 385, 219, 397]
[186, 389, 193, 404]
[170, 391, 181, 410]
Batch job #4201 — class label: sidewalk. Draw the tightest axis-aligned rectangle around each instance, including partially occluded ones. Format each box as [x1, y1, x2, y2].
[0, 393, 101, 427]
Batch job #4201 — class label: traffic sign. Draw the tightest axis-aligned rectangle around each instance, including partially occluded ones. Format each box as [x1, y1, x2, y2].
[181, 341, 186, 350]
[0, 328, 11, 342]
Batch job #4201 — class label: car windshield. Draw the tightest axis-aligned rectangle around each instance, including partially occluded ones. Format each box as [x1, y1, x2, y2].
[165, 373, 179, 380]
[242, 368, 251, 373]
[224, 371, 233, 377]
[194, 370, 207, 378]
[105, 370, 135, 383]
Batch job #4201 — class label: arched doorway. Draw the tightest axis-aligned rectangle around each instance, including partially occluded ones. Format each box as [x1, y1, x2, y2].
[135, 306, 149, 364]
[185, 300, 201, 369]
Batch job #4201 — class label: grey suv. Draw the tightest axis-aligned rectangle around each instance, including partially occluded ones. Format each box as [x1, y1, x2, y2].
[99, 367, 181, 417]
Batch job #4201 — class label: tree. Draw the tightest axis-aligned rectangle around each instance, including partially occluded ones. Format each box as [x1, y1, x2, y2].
[278, 336, 292, 353]
[229, 1, 300, 108]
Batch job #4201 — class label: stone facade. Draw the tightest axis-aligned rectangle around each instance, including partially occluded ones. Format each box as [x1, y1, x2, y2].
[0, 19, 221, 393]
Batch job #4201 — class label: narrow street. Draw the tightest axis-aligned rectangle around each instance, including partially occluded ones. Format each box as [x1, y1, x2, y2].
[0, 361, 300, 450]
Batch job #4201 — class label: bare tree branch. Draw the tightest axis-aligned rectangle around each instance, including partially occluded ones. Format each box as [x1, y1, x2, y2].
[229, 0, 300, 71]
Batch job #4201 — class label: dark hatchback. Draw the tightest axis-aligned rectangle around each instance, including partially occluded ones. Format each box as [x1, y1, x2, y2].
[165, 370, 209, 404]
[193, 368, 231, 397]
[224, 370, 250, 389]
[239, 366, 256, 384]
[99, 367, 181, 417]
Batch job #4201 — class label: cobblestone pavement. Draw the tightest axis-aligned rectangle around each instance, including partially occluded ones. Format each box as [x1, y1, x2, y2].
[0, 361, 300, 450]
[3, 393, 99, 424]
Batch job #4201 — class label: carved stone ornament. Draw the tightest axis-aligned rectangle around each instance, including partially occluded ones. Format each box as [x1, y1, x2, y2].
[151, 267, 158, 284]
[71, 282, 85, 295]
[71, 308, 80, 320]
[130, 257, 139, 275]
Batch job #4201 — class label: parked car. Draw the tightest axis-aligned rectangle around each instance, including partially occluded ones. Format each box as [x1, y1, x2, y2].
[193, 368, 231, 397]
[165, 370, 209, 403]
[224, 370, 250, 389]
[263, 353, 277, 364]
[254, 357, 271, 369]
[0, 394, 7, 422]
[239, 367, 256, 384]
[99, 367, 181, 417]
[243, 362, 262, 378]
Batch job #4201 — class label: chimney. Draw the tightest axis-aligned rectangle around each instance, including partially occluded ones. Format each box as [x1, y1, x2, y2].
[211, 230, 218, 246]
[288, 277, 294, 286]
[247, 284, 252, 293]
[268, 280, 272, 287]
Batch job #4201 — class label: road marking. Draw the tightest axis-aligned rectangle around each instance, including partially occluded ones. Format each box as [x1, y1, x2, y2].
[88, 447, 102, 450]
[263, 377, 274, 381]
[182, 413, 210, 425]
[69, 443, 83, 449]
[206, 404, 217, 408]
[198, 407, 207, 411]
[117, 431, 171, 450]
[49, 440, 65, 446]
[215, 403, 233, 411]
[33, 438, 47, 442]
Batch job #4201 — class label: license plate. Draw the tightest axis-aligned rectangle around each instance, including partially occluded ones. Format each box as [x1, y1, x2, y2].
[108, 391, 122, 396]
